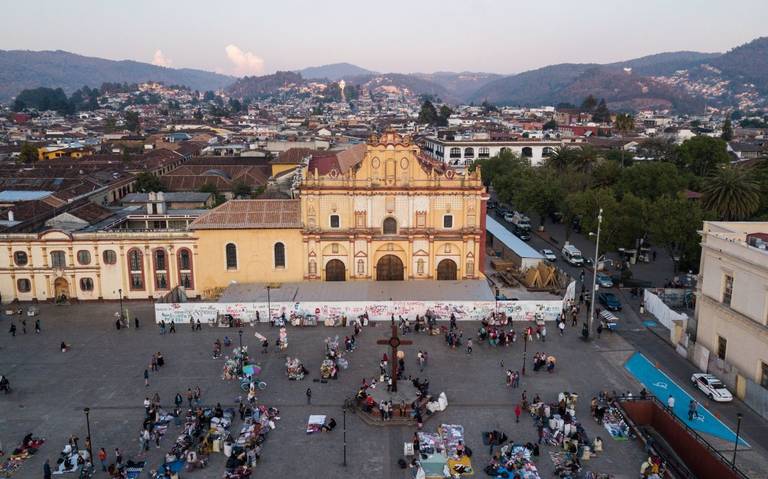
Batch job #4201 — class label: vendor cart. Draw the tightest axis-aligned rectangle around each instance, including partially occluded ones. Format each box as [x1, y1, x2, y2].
[320, 359, 337, 379]
[285, 357, 306, 380]
[599, 310, 619, 331]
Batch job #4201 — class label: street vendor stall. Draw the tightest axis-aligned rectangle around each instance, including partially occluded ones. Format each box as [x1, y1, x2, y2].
[285, 357, 307, 380]
[290, 313, 318, 327]
[486, 444, 541, 479]
[413, 425, 473, 478]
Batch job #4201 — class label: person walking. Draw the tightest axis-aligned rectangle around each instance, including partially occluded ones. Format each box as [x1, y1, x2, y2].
[306, 388, 312, 404]
[196, 319, 202, 331]
[688, 400, 697, 421]
[115, 448, 123, 469]
[541, 325, 547, 342]
[143, 369, 149, 388]
[159, 320, 166, 335]
[667, 394, 675, 411]
[174, 392, 183, 409]
[35, 319, 41, 334]
[9, 321, 16, 337]
[466, 338, 473, 355]
[514, 403, 522, 423]
[134, 317, 140, 329]
[169, 320, 176, 333]
[186, 388, 194, 408]
[194, 386, 201, 406]
[97, 448, 107, 472]
[21, 319, 27, 334]
[43, 459, 52, 479]
[558, 320, 565, 335]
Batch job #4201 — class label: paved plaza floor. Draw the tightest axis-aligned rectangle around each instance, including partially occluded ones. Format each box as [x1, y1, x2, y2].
[0, 300, 753, 478]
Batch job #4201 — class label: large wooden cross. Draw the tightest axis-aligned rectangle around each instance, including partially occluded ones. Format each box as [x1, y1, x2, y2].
[376, 317, 413, 392]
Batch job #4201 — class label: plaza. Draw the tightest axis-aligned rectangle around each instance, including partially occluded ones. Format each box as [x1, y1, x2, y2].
[0, 299, 707, 479]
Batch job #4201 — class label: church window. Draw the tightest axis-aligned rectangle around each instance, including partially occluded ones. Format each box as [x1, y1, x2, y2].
[383, 217, 397, 235]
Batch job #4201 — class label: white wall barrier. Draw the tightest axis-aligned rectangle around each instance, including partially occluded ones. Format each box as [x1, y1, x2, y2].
[154, 298, 566, 324]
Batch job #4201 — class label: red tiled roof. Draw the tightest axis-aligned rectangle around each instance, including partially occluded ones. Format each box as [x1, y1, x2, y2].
[189, 199, 302, 230]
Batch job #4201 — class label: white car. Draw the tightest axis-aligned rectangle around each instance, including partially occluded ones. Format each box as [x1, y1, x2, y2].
[541, 249, 557, 261]
[691, 373, 733, 402]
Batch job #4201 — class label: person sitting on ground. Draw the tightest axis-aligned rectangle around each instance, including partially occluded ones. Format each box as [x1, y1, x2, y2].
[321, 417, 337, 432]
[61, 341, 69, 352]
[0, 375, 9, 394]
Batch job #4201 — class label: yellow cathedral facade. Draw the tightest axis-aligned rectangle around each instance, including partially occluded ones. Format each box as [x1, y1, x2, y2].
[0, 132, 487, 302]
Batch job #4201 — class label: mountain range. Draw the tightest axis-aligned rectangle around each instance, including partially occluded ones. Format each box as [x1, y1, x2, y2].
[3, 37, 768, 111]
[0, 50, 233, 101]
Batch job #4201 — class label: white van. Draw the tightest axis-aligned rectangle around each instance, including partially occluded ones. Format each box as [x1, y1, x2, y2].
[561, 244, 584, 266]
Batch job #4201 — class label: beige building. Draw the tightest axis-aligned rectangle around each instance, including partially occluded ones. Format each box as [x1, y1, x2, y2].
[0, 230, 198, 301]
[695, 221, 768, 397]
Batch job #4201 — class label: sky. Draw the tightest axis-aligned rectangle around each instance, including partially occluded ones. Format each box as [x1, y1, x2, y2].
[1, 0, 767, 77]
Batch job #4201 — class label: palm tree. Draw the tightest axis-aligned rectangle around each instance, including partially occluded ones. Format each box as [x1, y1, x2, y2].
[544, 146, 577, 171]
[702, 166, 760, 220]
[614, 113, 635, 167]
[572, 145, 598, 174]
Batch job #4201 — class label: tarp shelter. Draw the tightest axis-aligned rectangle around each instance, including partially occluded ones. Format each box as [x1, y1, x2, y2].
[486, 215, 544, 270]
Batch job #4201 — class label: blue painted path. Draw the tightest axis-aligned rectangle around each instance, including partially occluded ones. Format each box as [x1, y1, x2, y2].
[624, 351, 747, 445]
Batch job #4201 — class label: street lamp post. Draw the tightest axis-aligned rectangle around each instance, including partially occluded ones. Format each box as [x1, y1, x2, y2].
[238, 329, 244, 372]
[83, 408, 94, 465]
[588, 208, 603, 339]
[266, 286, 271, 326]
[118, 288, 123, 322]
[522, 326, 528, 375]
[732, 413, 743, 466]
[342, 405, 347, 466]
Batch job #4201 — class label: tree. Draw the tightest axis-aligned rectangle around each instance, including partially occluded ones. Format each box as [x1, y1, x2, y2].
[615, 162, 686, 200]
[437, 105, 453, 127]
[199, 183, 226, 206]
[514, 168, 564, 226]
[124, 111, 141, 133]
[135, 172, 165, 192]
[203, 90, 216, 101]
[544, 146, 578, 172]
[232, 182, 252, 198]
[721, 117, 734, 141]
[648, 195, 706, 272]
[228, 98, 242, 113]
[542, 119, 558, 131]
[18, 142, 38, 163]
[701, 165, 761, 220]
[676, 136, 730, 177]
[592, 99, 611, 123]
[470, 150, 525, 188]
[418, 100, 438, 124]
[614, 113, 634, 135]
[13, 87, 72, 114]
[104, 117, 117, 133]
[581, 95, 598, 111]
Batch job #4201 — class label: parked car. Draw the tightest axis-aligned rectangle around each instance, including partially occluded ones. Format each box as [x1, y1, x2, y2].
[503, 213, 515, 224]
[596, 272, 613, 288]
[487, 201, 498, 210]
[598, 292, 622, 311]
[512, 224, 531, 241]
[541, 249, 557, 261]
[691, 373, 733, 402]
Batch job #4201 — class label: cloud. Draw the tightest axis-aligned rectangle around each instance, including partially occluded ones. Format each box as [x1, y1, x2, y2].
[225, 44, 265, 76]
[151, 49, 173, 67]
